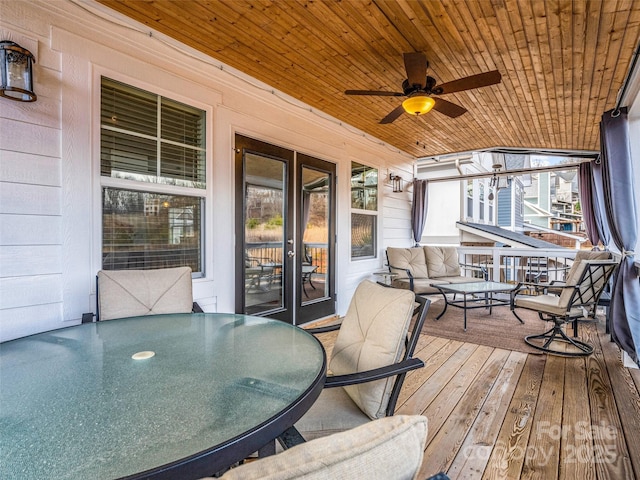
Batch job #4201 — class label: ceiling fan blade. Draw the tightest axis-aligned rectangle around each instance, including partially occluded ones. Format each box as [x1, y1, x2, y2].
[437, 70, 502, 95]
[432, 98, 467, 118]
[345, 90, 404, 96]
[379, 104, 406, 124]
[403, 52, 427, 89]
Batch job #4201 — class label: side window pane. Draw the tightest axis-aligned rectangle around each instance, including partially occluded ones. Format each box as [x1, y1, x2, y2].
[351, 213, 376, 258]
[351, 161, 378, 260]
[102, 187, 202, 272]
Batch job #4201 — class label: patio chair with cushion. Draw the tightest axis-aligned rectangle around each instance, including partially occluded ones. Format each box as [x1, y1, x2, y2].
[511, 259, 617, 356]
[291, 280, 430, 443]
[85, 266, 202, 321]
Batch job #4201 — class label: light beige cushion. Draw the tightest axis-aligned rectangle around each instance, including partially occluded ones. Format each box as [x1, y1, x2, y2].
[329, 280, 415, 419]
[97, 267, 194, 320]
[295, 386, 371, 441]
[436, 275, 473, 284]
[391, 277, 448, 294]
[387, 247, 430, 279]
[424, 246, 461, 278]
[216, 415, 428, 480]
[514, 293, 585, 318]
[558, 258, 612, 308]
[515, 293, 566, 316]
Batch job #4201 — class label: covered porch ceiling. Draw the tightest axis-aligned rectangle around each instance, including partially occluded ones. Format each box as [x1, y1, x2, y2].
[96, 0, 640, 159]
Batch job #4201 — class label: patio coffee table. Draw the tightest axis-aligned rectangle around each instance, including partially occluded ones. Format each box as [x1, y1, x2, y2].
[434, 281, 522, 331]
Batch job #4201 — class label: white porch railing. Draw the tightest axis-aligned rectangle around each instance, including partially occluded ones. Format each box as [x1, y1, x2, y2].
[457, 246, 581, 284]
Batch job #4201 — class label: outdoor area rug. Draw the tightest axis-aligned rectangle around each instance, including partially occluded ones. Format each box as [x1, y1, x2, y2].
[420, 296, 559, 355]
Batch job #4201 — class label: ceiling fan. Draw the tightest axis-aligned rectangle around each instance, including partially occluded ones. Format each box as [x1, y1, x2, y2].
[345, 52, 501, 124]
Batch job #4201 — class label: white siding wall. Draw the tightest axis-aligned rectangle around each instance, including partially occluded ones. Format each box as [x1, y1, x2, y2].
[0, 0, 413, 341]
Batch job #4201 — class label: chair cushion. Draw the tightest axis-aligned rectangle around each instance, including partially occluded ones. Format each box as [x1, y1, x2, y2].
[216, 415, 428, 480]
[424, 246, 461, 278]
[98, 267, 194, 320]
[294, 386, 371, 441]
[558, 254, 612, 307]
[514, 294, 585, 318]
[329, 280, 415, 419]
[387, 247, 430, 279]
[514, 293, 566, 316]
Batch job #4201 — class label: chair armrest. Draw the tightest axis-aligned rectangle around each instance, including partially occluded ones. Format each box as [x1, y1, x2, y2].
[305, 322, 342, 334]
[387, 262, 416, 291]
[512, 281, 555, 296]
[192, 302, 204, 313]
[324, 358, 424, 388]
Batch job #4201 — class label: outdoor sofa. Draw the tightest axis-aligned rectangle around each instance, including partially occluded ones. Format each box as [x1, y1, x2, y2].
[386, 246, 478, 295]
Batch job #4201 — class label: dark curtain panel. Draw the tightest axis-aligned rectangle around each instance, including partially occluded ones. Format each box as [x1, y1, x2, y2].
[411, 179, 428, 246]
[592, 152, 612, 247]
[600, 107, 640, 365]
[578, 162, 601, 247]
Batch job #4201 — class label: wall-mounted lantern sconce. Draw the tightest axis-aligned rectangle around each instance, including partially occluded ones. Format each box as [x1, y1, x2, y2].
[389, 172, 403, 192]
[1, 41, 37, 102]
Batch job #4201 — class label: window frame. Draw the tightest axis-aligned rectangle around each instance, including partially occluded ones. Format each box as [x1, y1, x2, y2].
[94, 71, 212, 278]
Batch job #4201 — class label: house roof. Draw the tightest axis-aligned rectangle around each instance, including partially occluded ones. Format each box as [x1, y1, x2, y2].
[96, 0, 640, 159]
[456, 221, 567, 249]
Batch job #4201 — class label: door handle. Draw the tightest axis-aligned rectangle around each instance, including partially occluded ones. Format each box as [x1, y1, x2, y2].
[287, 251, 295, 258]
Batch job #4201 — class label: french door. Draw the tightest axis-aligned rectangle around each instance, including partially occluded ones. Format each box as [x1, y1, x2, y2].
[234, 135, 336, 324]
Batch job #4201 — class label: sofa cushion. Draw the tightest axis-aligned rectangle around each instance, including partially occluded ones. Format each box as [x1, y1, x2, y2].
[424, 246, 461, 278]
[329, 280, 415, 419]
[217, 415, 428, 480]
[97, 267, 194, 321]
[391, 277, 448, 295]
[436, 275, 473, 284]
[387, 247, 430, 279]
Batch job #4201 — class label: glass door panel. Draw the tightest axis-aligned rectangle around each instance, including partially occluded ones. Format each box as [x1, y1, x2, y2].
[297, 154, 335, 323]
[243, 153, 286, 315]
[301, 166, 329, 303]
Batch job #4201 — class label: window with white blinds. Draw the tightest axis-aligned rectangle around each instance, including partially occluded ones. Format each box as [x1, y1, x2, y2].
[100, 77, 206, 188]
[100, 77, 206, 274]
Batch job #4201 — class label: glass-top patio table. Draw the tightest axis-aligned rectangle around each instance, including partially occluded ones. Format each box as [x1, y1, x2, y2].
[433, 281, 523, 331]
[0, 313, 326, 480]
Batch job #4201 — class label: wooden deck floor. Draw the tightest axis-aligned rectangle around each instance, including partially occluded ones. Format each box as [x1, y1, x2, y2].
[314, 318, 640, 479]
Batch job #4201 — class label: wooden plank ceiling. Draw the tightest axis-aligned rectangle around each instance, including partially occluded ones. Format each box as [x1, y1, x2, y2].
[97, 0, 640, 158]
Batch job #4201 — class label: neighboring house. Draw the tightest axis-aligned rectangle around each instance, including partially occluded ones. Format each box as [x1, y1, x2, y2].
[524, 171, 583, 232]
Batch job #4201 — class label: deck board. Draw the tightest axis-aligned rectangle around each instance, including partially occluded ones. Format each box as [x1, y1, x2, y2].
[419, 348, 511, 479]
[447, 350, 527, 479]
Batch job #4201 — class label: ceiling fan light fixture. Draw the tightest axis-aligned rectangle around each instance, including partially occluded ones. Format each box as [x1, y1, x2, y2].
[402, 96, 435, 116]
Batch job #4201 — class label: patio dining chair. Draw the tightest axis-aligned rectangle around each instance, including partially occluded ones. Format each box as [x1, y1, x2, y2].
[84, 266, 202, 322]
[289, 280, 430, 444]
[511, 259, 617, 356]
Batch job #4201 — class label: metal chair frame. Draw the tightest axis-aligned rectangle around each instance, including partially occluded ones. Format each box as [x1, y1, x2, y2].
[511, 260, 617, 357]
